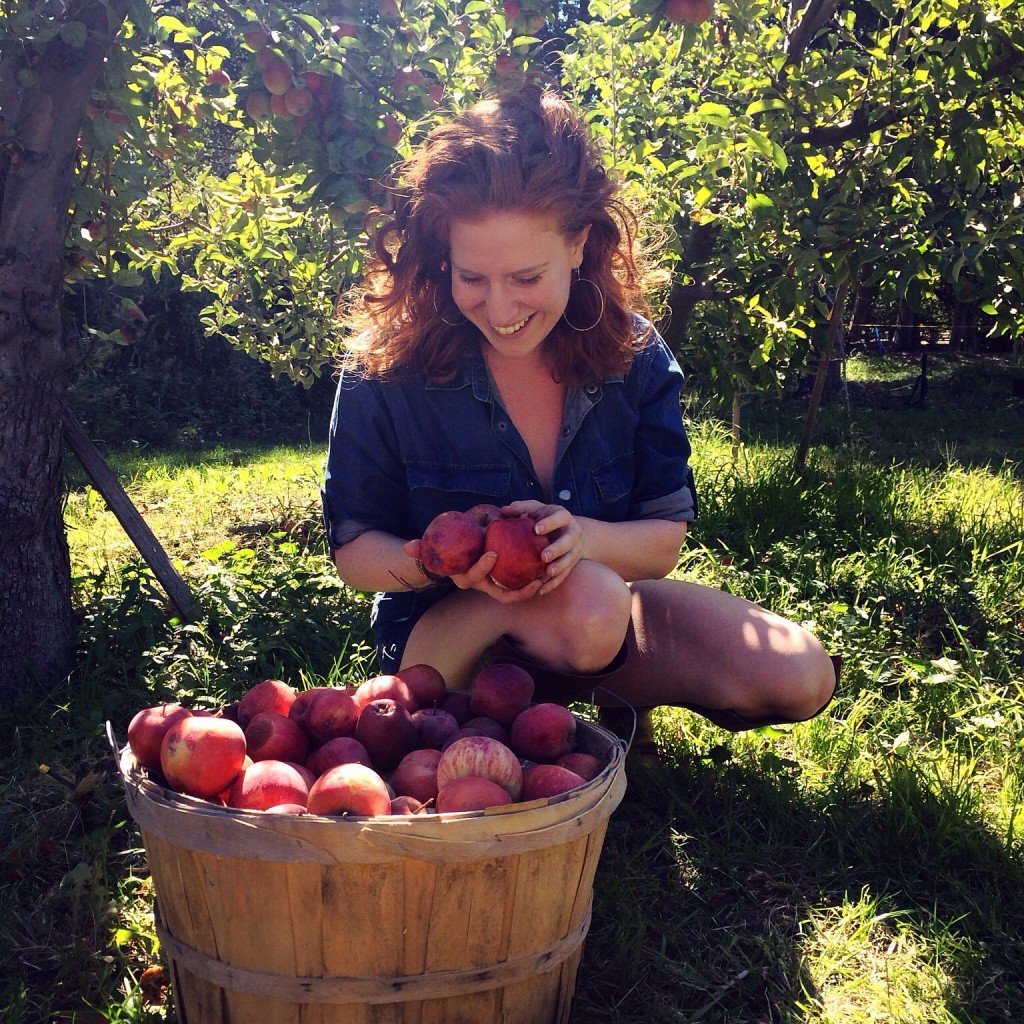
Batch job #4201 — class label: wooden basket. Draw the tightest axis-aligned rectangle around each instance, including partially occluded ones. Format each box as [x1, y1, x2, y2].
[109, 718, 627, 1024]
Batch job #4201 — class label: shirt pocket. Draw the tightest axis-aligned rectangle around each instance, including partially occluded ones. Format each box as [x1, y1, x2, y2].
[590, 452, 634, 518]
[406, 462, 512, 527]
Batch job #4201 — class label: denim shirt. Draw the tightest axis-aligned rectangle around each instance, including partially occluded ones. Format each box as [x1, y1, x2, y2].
[322, 316, 697, 660]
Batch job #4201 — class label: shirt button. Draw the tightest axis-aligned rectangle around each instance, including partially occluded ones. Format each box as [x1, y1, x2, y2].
[558, 489, 571, 501]
[585, 385, 598, 395]
[497, 420, 508, 431]
[562, 426, 570, 436]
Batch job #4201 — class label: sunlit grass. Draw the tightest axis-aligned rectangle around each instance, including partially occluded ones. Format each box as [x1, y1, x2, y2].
[6, 371, 1024, 1023]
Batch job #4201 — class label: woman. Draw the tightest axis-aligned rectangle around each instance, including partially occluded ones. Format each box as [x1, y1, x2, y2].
[323, 84, 837, 739]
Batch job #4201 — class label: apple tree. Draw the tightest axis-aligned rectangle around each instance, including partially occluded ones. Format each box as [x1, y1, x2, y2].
[0, 0, 548, 693]
[562, 0, 1024, 408]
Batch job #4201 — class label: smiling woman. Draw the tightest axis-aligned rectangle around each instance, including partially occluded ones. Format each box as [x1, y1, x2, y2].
[323, 83, 837, 737]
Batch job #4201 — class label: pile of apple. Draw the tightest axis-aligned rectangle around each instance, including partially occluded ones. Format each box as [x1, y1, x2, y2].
[126, 663, 605, 817]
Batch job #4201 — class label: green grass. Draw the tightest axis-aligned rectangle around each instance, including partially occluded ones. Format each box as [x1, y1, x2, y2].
[2, 353, 1022, 1023]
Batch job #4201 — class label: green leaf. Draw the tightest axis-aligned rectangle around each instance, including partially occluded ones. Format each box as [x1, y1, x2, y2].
[745, 98, 787, 116]
[156, 15, 197, 41]
[59, 21, 88, 47]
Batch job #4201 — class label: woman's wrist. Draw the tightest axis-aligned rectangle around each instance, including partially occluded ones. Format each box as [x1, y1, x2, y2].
[415, 558, 449, 587]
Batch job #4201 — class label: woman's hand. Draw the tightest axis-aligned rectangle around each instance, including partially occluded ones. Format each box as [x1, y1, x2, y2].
[401, 539, 543, 603]
[501, 500, 586, 597]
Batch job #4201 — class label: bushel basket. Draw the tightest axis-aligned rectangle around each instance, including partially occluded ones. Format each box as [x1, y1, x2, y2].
[110, 717, 627, 1024]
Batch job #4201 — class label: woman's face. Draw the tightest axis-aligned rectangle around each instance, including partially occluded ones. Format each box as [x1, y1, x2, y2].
[449, 209, 589, 362]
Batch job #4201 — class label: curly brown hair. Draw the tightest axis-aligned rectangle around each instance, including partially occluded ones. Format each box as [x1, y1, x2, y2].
[342, 83, 656, 385]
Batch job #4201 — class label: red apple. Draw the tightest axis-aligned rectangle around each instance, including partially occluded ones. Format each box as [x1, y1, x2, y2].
[436, 777, 512, 812]
[217, 702, 241, 724]
[664, 0, 713, 24]
[264, 803, 307, 814]
[227, 760, 310, 811]
[205, 69, 231, 89]
[238, 679, 296, 727]
[160, 717, 247, 799]
[354, 675, 417, 713]
[356, 699, 417, 770]
[245, 92, 272, 122]
[261, 58, 293, 96]
[437, 736, 522, 800]
[288, 686, 332, 733]
[390, 795, 427, 815]
[463, 717, 509, 745]
[128, 704, 192, 772]
[441, 726, 487, 751]
[307, 763, 391, 816]
[382, 113, 402, 147]
[470, 663, 535, 726]
[330, 22, 359, 39]
[420, 511, 485, 577]
[395, 664, 446, 708]
[485, 515, 547, 589]
[270, 92, 294, 119]
[301, 70, 326, 93]
[411, 707, 460, 749]
[495, 54, 518, 77]
[521, 764, 587, 800]
[283, 86, 313, 117]
[391, 748, 443, 803]
[244, 711, 310, 763]
[439, 690, 473, 725]
[286, 762, 316, 789]
[242, 24, 269, 48]
[307, 736, 373, 777]
[557, 752, 604, 782]
[510, 703, 577, 762]
[466, 503, 503, 527]
[306, 688, 359, 742]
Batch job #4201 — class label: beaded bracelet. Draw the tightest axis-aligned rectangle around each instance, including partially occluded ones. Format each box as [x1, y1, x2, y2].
[415, 558, 449, 586]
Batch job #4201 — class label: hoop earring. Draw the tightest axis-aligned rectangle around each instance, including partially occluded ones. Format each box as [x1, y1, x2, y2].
[433, 288, 466, 327]
[562, 271, 605, 332]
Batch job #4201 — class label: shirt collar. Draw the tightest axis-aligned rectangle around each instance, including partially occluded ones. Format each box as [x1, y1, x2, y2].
[423, 343, 627, 396]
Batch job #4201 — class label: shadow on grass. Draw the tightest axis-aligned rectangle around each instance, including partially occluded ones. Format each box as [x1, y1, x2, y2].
[573, 749, 1023, 1024]
[731, 354, 1024, 474]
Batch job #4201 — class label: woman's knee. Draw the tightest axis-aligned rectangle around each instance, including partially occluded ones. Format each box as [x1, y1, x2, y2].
[524, 561, 631, 674]
[760, 636, 837, 722]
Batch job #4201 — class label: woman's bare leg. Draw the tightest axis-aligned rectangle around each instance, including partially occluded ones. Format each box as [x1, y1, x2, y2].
[399, 558, 632, 689]
[609, 578, 837, 722]
[480, 578, 837, 728]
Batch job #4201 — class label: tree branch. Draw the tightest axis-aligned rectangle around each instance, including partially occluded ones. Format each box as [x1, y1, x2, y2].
[787, 104, 913, 146]
[786, 0, 841, 66]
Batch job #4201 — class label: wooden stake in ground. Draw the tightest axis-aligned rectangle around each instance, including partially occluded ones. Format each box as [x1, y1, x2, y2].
[63, 410, 201, 622]
[794, 282, 850, 474]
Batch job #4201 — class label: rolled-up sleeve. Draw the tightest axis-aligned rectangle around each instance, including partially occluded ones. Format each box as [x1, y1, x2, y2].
[629, 338, 697, 523]
[322, 368, 408, 553]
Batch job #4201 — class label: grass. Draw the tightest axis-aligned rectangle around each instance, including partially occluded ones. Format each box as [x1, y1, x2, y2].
[2, 351, 1022, 1023]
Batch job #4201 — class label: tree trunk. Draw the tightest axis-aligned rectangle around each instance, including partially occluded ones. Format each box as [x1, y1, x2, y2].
[848, 280, 877, 348]
[0, 2, 126, 696]
[895, 297, 920, 351]
[660, 220, 720, 351]
[949, 300, 978, 352]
